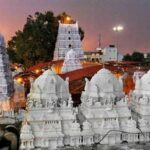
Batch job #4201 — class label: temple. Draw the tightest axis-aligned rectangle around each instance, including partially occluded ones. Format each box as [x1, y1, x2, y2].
[20, 69, 79, 149]
[53, 21, 84, 60]
[20, 67, 150, 149]
[0, 33, 14, 115]
[130, 70, 150, 142]
[79, 68, 135, 144]
[61, 48, 82, 73]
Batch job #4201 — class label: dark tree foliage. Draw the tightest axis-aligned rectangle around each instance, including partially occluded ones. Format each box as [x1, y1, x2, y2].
[123, 52, 144, 62]
[131, 52, 144, 62]
[7, 11, 84, 67]
[123, 53, 132, 61]
[7, 11, 58, 67]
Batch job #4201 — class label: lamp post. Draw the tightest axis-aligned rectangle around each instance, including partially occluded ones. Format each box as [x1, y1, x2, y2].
[113, 25, 124, 48]
[112, 25, 124, 61]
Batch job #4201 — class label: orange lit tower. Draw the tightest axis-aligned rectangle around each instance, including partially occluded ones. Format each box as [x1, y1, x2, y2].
[54, 17, 84, 60]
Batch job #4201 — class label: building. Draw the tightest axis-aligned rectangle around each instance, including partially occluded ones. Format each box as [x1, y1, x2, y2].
[84, 45, 120, 62]
[130, 70, 150, 142]
[84, 50, 102, 62]
[54, 21, 84, 60]
[61, 48, 82, 73]
[101, 45, 118, 62]
[20, 69, 81, 149]
[20, 67, 150, 149]
[79, 68, 138, 144]
[0, 33, 14, 116]
[0, 33, 25, 122]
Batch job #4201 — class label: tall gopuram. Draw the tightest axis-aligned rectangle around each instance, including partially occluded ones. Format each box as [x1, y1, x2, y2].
[0, 33, 14, 115]
[61, 48, 82, 73]
[130, 70, 150, 142]
[20, 69, 81, 150]
[53, 21, 84, 60]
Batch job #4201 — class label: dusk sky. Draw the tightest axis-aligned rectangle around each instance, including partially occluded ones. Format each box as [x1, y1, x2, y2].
[0, 0, 150, 54]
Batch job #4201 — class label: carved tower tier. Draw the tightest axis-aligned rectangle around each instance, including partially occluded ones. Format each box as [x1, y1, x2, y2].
[0, 33, 14, 113]
[54, 21, 84, 60]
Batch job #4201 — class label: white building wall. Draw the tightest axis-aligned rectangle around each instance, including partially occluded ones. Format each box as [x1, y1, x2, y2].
[102, 46, 118, 62]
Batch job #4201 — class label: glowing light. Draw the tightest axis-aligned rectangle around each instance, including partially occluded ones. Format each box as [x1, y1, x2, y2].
[66, 16, 71, 21]
[35, 69, 40, 74]
[113, 27, 117, 31]
[17, 77, 23, 83]
[15, 66, 18, 70]
[113, 25, 124, 32]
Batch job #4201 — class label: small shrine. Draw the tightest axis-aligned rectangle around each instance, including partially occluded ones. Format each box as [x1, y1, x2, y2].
[61, 48, 82, 73]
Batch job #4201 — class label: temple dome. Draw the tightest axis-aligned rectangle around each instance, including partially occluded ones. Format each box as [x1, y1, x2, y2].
[141, 70, 150, 90]
[90, 68, 123, 97]
[134, 70, 150, 95]
[31, 69, 70, 101]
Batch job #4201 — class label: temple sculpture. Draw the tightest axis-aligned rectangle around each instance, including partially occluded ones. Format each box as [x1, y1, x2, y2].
[61, 48, 82, 73]
[20, 68, 150, 149]
[130, 70, 150, 142]
[20, 69, 80, 150]
[79, 68, 135, 144]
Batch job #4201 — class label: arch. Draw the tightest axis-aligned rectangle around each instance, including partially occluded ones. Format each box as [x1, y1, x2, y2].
[121, 140, 128, 144]
[5, 125, 19, 138]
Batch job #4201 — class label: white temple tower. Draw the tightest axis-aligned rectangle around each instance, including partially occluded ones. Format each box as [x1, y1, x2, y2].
[54, 21, 84, 60]
[0, 33, 14, 112]
[20, 69, 80, 149]
[79, 68, 137, 144]
[130, 70, 150, 142]
[61, 48, 82, 73]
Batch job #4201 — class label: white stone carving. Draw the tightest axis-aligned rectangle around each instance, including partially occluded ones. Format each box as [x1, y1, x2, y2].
[54, 21, 84, 60]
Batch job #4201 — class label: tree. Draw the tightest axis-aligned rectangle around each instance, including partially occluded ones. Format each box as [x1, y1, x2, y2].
[7, 11, 58, 67]
[123, 53, 132, 61]
[7, 11, 85, 67]
[123, 52, 145, 62]
[131, 52, 144, 62]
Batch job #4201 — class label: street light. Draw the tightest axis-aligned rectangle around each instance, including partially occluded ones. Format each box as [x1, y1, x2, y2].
[113, 25, 124, 32]
[112, 25, 124, 61]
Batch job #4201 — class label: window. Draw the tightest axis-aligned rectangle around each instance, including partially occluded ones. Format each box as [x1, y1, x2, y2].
[68, 37, 71, 40]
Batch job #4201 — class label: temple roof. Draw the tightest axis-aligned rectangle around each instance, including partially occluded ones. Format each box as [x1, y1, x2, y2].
[134, 70, 150, 95]
[32, 69, 70, 97]
[90, 68, 123, 96]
